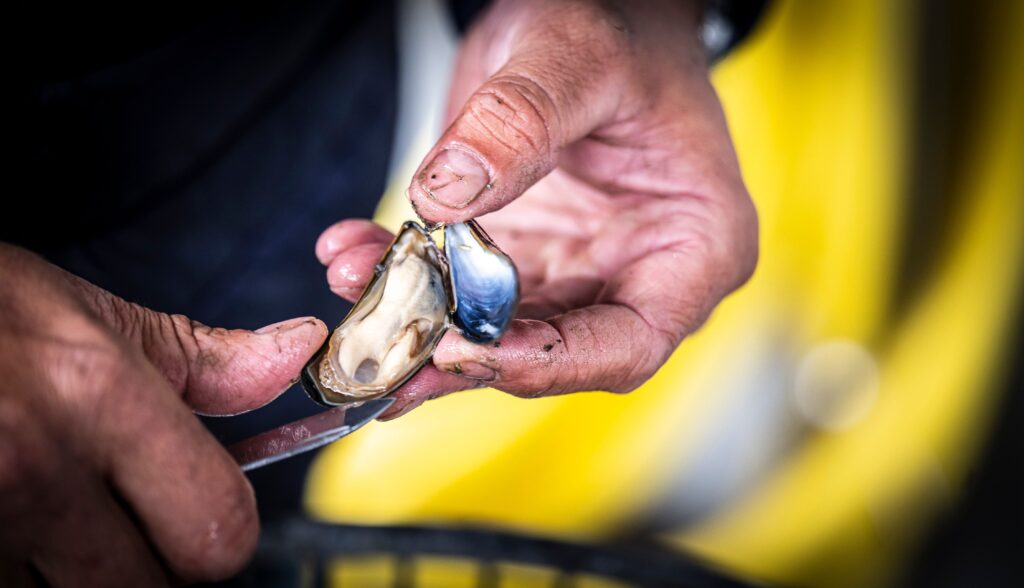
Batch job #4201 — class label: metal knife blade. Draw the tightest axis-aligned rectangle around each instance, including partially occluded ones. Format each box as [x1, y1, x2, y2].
[228, 397, 394, 472]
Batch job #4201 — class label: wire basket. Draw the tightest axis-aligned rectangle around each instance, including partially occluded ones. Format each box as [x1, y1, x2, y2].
[213, 519, 759, 588]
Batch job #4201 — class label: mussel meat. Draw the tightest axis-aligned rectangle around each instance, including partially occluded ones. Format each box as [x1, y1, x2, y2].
[302, 219, 518, 407]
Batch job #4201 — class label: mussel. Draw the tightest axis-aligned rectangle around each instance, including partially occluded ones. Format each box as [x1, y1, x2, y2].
[445, 221, 518, 343]
[302, 219, 519, 407]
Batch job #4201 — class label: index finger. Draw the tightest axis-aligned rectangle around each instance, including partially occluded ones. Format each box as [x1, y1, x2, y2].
[433, 241, 753, 396]
[90, 354, 259, 581]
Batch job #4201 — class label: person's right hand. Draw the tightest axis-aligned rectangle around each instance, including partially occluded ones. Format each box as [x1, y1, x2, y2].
[0, 244, 327, 586]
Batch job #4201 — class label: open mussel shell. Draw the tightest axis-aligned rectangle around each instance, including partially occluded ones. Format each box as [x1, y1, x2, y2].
[301, 219, 520, 407]
[301, 222, 450, 407]
[444, 220, 519, 344]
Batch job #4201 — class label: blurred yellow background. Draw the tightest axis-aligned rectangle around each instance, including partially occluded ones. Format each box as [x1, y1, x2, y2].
[305, 0, 1023, 586]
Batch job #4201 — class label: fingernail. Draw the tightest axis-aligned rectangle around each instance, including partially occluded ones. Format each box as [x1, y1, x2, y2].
[443, 361, 497, 382]
[419, 149, 489, 208]
[256, 317, 314, 335]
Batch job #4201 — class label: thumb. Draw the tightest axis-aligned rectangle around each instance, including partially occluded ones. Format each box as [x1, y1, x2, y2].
[107, 297, 328, 415]
[408, 6, 627, 223]
[171, 316, 328, 415]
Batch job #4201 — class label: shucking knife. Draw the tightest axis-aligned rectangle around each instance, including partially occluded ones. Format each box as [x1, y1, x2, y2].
[227, 397, 394, 472]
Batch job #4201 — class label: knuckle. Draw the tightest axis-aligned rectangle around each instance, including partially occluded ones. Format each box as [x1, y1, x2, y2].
[616, 347, 663, 394]
[734, 238, 759, 290]
[540, 1, 632, 56]
[607, 378, 643, 395]
[731, 194, 760, 288]
[524, 4, 634, 92]
[465, 76, 556, 162]
[48, 336, 131, 406]
[163, 313, 200, 391]
[47, 342, 152, 447]
[614, 333, 666, 395]
[707, 186, 759, 292]
[17, 304, 140, 406]
[568, 2, 632, 58]
[610, 360, 650, 395]
[77, 283, 147, 340]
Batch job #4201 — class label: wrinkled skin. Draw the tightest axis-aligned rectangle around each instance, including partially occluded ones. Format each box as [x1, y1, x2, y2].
[0, 245, 326, 586]
[0, 0, 759, 583]
[319, 0, 758, 419]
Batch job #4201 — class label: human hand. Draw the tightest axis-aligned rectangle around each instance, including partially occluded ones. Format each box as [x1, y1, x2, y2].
[0, 244, 327, 586]
[318, 0, 757, 418]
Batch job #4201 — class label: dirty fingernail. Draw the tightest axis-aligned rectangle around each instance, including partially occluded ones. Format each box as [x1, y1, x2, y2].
[443, 361, 497, 382]
[255, 317, 317, 335]
[420, 149, 489, 208]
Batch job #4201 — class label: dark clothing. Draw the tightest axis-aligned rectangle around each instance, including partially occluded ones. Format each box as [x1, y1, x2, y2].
[10, 1, 399, 514]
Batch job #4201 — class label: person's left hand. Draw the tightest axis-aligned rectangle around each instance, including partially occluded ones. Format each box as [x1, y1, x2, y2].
[317, 0, 758, 419]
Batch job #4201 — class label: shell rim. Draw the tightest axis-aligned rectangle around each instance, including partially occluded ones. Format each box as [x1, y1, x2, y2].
[301, 221, 450, 407]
